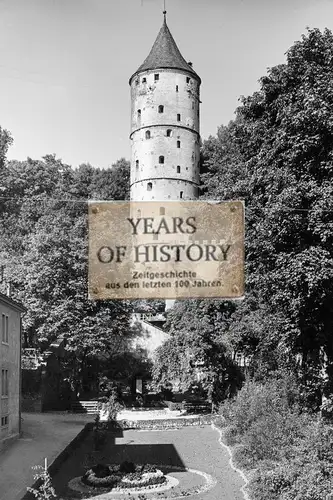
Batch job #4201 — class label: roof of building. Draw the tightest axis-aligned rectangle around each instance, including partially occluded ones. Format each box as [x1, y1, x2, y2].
[0, 291, 26, 313]
[129, 14, 201, 84]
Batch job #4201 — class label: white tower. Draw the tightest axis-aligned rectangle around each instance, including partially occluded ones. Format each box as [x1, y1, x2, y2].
[129, 12, 201, 202]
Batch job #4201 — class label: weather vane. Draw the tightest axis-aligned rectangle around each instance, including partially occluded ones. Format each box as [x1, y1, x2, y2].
[163, 0, 167, 16]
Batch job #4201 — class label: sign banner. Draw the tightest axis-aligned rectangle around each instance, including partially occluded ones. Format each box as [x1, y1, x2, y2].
[88, 201, 244, 300]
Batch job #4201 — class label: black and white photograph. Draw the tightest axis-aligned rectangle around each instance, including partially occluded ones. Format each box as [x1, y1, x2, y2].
[0, 1, 333, 499]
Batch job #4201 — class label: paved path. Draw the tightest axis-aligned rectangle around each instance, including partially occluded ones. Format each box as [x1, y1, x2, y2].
[0, 412, 92, 500]
[52, 425, 246, 500]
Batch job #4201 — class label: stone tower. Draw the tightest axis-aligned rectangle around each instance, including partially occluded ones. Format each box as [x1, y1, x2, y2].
[129, 12, 201, 202]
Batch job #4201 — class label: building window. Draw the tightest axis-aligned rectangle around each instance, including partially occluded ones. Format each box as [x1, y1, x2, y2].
[166, 129, 172, 137]
[176, 85, 179, 92]
[147, 182, 152, 191]
[177, 141, 181, 148]
[159, 156, 164, 164]
[136, 160, 139, 168]
[1, 369, 8, 397]
[177, 113, 181, 121]
[142, 77, 147, 83]
[137, 109, 141, 119]
[158, 105, 164, 113]
[180, 191, 183, 199]
[2, 314, 8, 344]
[135, 79, 139, 86]
[1, 415, 8, 427]
[186, 77, 191, 83]
[160, 207, 165, 215]
[154, 74, 159, 81]
[145, 130, 151, 139]
[177, 165, 181, 173]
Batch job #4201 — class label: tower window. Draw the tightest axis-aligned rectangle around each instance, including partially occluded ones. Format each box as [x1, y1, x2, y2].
[180, 191, 183, 199]
[145, 130, 151, 139]
[135, 79, 139, 86]
[158, 105, 164, 113]
[186, 77, 191, 84]
[137, 109, 141, 117]
[177, 113, 181, 121]
[154, 74, 159, 81]
[160, 207, 165, 215]
[176, 85, 179, 92]
[142, 77, 147, 83]
[136, 160, 139, 168]
[177, 165, 181, 173]
[159, 156, 164, 164]
[177, 140, 181, 148]
[147, 182, 152, 191]
[166, 129, 172, 137]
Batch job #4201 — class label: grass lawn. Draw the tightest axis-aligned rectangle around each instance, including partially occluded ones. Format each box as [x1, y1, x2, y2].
[52, 425, 246, 500]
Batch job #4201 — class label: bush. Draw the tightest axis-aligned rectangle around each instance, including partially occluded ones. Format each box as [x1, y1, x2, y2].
[219, 373, 333, 499]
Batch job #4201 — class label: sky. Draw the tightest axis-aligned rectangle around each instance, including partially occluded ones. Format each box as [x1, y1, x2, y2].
[0, 0, 333, 169]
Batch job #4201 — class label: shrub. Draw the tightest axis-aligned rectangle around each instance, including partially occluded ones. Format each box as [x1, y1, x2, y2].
[219, 373, 333, 500]
[222, 425, 239, 446]
[27, 466, 57, 500]
[119, 461, 136, 473]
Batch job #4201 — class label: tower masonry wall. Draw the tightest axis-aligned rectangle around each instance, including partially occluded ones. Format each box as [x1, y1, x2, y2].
[130, 68, 201, 201]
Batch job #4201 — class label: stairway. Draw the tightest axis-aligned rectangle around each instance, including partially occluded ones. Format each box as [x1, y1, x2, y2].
[70, 400, 99, 414]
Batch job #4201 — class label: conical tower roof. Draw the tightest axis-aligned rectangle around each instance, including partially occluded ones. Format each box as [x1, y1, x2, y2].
[129, 15, 200, 84]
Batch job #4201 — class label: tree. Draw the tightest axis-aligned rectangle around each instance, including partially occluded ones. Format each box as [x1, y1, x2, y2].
[152, 299, 243, 406]
[202, 28, 333, 407]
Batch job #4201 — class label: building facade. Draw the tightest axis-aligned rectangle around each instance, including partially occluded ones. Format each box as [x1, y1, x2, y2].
[0, 292, 25, 450]
[129, 12, 201, 202]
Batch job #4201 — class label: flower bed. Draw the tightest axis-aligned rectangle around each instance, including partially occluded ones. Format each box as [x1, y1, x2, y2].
[81, 461, 166, 490]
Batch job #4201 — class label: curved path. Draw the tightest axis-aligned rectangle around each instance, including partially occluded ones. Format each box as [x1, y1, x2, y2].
[52, 425, 246, 500]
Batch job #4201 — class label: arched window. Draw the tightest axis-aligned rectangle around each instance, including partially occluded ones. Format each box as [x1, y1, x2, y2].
[186, 77, 191, 84]
[145, 130, 151, 139]
[177, 165, 181, 173]
[166, 129, 172, 137]
[147, 182, 152, 191]
[158, 105, 164, 113]
[137, 109, 141, 119]
[159, 156, 164, 164]
[180, 191, 183, 199]
[136, 160, 139, 168]
[177, 140, 181, 148]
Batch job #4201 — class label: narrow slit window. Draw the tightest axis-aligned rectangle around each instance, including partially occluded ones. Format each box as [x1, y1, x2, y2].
[186, 77, 191, 83]
[159, 155, 164, 164]
[136, 160, 139, 168]
[135, 79, 139, 86]
[147, 182, 152, 191]
[177, 165, 181, 173]
[180, 191, 183, 199]
[137, 109, 141, 118]
[154, 74, 159, 81]
[176, 85, 179, 92]
[177, 141, 181, 148]
[166, 129, 172, 137]
[158, 105, 164, 113]
[177, 113, 181, 121]
[145, 130, 151, 139]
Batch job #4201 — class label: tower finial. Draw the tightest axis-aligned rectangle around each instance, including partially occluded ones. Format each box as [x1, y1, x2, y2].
[163, 0, 166, 20]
